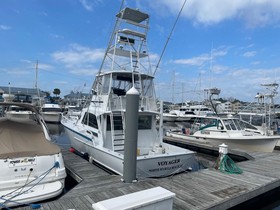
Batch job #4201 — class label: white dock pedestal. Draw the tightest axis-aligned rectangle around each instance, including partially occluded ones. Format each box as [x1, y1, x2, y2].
[92, 186, 175, 210]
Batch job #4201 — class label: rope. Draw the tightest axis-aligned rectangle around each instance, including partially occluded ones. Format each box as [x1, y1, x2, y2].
[0, 161, 60, 209]
[218, 154, 243, 174]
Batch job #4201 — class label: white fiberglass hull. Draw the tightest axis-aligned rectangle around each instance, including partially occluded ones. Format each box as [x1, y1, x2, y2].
[1, 180, 64, 207]
[64, 125, 198, 178]
[162, 114, 177, 122]
[166, 132, 279, 153]
[42, 112, 62, 123]
[0, 154, 66, 208]
[6, 111, 33, 120]
[175, 115, 196, 122]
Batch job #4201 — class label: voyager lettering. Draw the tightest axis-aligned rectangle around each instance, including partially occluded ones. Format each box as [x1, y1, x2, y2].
[158, 159, 180, 166]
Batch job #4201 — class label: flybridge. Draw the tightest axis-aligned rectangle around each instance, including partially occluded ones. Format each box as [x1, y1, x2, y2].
[100, 7, 151, 75]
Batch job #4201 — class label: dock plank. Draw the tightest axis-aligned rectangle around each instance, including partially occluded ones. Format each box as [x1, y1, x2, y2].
[13, 142, 280, 210]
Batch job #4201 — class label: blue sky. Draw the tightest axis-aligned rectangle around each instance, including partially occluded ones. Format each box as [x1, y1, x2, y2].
[1, 0, 280, 103]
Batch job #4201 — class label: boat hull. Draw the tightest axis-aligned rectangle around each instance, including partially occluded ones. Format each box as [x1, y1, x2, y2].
[0, 154, 66, 207]
[162, 114, 177, 122]
[167, 132, 279, 153]
[42, 112, 62, 123]
[1, 180, 64, 207]
[64, 125, 199, 178]
[6, 111, 33, 120]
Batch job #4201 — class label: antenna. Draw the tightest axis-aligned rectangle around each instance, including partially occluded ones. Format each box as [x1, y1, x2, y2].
[153, 0, 187, 76]
[35, 60, 38, 89]
[209, 41, 213, 89]
[35, 60, 42, 107]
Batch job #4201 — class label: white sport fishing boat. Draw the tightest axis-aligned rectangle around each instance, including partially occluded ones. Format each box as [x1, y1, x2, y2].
[166, 115, 279, 153]
[0, 102, 66, 208]
[62, 7, 198, 178]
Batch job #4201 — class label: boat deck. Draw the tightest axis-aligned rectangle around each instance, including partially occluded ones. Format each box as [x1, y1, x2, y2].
[13, 145, 280, 210]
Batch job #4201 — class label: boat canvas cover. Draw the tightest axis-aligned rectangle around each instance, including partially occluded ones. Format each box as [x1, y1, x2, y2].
[0, 118, 60, 159]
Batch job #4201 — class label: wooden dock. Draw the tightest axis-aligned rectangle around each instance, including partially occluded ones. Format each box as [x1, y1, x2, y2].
[13, 139, 280, 210]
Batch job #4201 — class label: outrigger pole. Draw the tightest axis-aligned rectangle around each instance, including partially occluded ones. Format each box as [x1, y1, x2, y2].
[153, 0, 187, 76]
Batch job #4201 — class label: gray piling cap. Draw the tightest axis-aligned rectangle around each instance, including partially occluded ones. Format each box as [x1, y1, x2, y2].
[127, 87, 139, 95]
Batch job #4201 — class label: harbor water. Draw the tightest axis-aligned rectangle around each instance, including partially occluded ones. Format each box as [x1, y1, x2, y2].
[48, 122, 280, 210]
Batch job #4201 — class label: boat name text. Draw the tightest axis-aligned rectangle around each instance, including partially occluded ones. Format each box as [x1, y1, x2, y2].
[158, 159, 180, 166]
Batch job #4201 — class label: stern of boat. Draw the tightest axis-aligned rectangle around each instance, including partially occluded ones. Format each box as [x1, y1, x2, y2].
[0, 153, 66, 207]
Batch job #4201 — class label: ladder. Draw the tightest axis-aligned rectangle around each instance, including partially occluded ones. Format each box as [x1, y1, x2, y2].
[110, 111, 125, 153]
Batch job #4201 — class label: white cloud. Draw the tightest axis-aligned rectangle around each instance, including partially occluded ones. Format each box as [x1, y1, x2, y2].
[38, 63, 54, 71]
[149, 0, 280, 27]
[0, 25, 11, 30]
[52, 44, 104, 67]
[70, 68, 98, 76]
[174, 54, 210, 66]
[7, 68, 31, 75]
[79, 0, 102, 11]
[212, 65, 229, 74]
[50, 33, 64, 39]
[173, 47, 228, 67]
[20, 59, 33, 64]
[51, 44, 104, 76]
[251, 61, 261, 65]
[53, 80, 68, 85]
[243, 51, 257, 57]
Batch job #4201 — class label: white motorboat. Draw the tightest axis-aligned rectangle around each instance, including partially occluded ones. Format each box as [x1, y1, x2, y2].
[169, 107, 197, 122]
[62, 7, 198, 178]
[183, 105, 214, 116]
[164, 105, 212, 122]
[41, 103, 62, 123]
[4, 94, 35, 120]
[162, 112, 178, 122]
[0, 102, 66, 208]
[5, 105, 35, 120]
[166, 115, 279, 153]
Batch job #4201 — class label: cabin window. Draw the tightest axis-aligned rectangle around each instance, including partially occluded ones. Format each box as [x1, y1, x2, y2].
[217, 120, 223, 129]
[106, 115, 151, 130]
[223, 120, 231, 130]
[82, 112, 98, 129]
[42, 108, 62, 112]
[138, 115, 152, 130]
[141, 77, 155, 97]
[240, 120, 258, 130]
[229, 120, 237, 130]
[101, 74, 111, 94]
[233, 119, 242, 130]
[106, 115, 123, 131]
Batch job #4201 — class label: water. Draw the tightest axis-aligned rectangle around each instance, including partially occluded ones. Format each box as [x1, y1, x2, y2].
[48, 122, 280, 210]
[47, 123, 71, 149]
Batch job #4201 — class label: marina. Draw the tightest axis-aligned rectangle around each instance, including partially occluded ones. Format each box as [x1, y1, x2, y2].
[1, 2, 280, 210]
[9, 129, 280, 209]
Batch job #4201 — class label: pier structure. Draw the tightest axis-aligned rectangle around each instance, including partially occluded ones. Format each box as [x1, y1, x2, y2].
[13, 142, 280, 210]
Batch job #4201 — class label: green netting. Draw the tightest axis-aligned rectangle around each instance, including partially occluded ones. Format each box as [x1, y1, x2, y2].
[215, 154, 243, 174]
